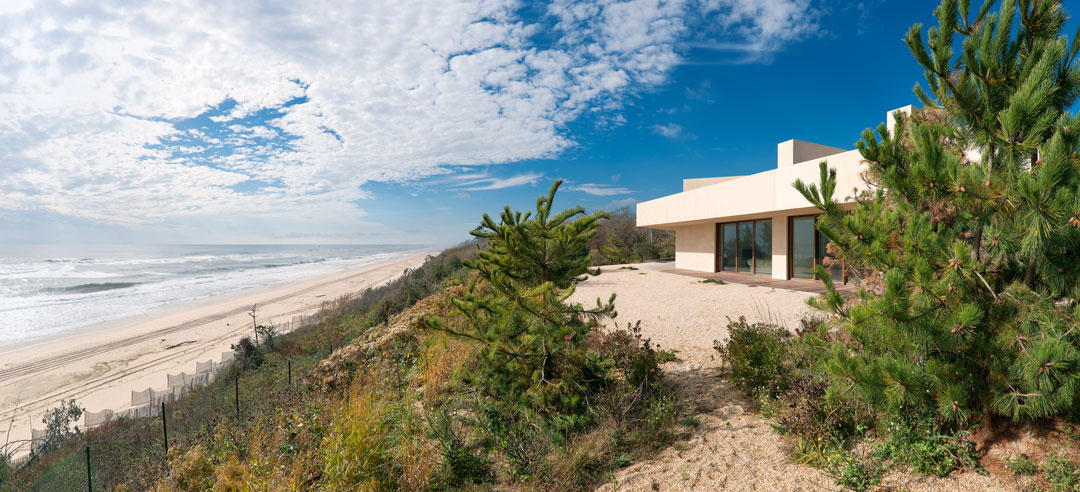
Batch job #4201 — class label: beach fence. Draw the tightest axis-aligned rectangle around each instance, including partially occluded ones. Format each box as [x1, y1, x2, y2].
[21, 314, 326, 449]
[7, 314, 332, 490]
[290, 313, 323, 331]
[20, 350, 238, 454]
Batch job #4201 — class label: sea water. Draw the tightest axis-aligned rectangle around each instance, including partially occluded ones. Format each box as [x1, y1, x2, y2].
[0, 244, 423, 347]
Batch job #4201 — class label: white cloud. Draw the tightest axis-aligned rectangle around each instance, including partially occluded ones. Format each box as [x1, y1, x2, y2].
[691, 0, 823, 63]
[0, 0, 821, 240]
[651, 122, 685, 139]
[566, 183, 634, 196]
[453, 172, 545, 191]
[605, 197, 639, 210]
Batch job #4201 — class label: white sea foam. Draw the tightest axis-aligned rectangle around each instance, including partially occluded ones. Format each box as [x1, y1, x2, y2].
[0, 245, 421, 348]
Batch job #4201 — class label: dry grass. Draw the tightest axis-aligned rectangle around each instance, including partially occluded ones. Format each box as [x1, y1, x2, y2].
[321, 381, 394, 491]
[420, 333, 474, 406]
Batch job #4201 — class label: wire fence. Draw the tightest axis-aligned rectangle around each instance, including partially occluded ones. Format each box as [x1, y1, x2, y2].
[3, 313, 329, 491]
[27, 349, 235, 458]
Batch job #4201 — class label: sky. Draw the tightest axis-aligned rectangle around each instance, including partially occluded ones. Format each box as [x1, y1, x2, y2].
[2, 0, 1077, 246]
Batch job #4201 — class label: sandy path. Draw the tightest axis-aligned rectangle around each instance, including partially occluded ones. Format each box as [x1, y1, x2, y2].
[572, 264, 1024, 492]
[0, 252, 430, 457]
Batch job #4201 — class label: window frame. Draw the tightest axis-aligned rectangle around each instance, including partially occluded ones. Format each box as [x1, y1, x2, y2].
[715, 219, 772, 276]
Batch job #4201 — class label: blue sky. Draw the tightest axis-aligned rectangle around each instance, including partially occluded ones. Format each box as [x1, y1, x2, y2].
[1, 0, 1075, 246]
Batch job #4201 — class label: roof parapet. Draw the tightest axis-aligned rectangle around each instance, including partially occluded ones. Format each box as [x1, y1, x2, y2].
[777, 139, 848, 168]
[887, 105, 918, 135]
[682, 176, 743, 192]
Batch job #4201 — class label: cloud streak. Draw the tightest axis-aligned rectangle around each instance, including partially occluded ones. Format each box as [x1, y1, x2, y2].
[566, 183, 634, 196]
[692, 0, 823, 64]
[453, 172, 546, 191]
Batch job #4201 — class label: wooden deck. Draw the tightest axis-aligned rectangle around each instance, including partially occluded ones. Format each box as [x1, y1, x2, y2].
[650, 264, 857, 295]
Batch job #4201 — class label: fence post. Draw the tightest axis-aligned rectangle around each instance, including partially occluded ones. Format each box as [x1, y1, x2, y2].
[85, 444, 92, 492]
[162, 402, 169, 456]
[235, 376, 240, 420]
[288, 360, 292, 385]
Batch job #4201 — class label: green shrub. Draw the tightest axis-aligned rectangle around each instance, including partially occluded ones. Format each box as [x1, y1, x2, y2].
[592, 320, 663, 394]
[428, 409, 490, 487]
[38, 399, 84, 454]
[1043, 454, 1080, 492]
[778, 378, 860, 446]
[872, 412, 977, 478]
[1006, 455, 1037, 476]
[824, 448, 884, 492]
[479, 403, 551, 480]
[713, 316, 791, 398]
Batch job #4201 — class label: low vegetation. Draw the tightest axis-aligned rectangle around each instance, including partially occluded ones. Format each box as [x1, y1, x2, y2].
[1, 182, 681, 491]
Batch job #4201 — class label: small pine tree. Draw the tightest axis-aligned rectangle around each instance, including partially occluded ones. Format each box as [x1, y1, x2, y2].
[425, 180, 614, 421]
[796, 0, 1080, 423]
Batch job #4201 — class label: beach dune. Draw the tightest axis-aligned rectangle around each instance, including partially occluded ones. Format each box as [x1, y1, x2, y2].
[0, 252, 430, 457]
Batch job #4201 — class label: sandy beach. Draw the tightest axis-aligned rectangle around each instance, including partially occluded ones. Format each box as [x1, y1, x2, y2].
[0, 251, 431, 457]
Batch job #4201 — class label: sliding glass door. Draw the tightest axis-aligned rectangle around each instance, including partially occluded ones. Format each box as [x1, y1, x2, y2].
[737, 223, 753, 273]
[789, 215, 844, 282]
[716, 219, 771, 276]
[754, 220, 772, 276]
[816, 226, 842, 280]
[720, 223, 736, 272]
[791, 217, 815, 279]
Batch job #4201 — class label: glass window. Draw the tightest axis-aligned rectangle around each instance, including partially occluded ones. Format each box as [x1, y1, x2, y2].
[737, 223, 753, 273]
[754, 220, 772, 276]
[791, 217, 815, 279]
[815, 227, 842, 281]
[721, 223, 737, 272]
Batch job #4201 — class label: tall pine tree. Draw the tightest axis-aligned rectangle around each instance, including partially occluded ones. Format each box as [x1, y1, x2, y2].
[797, 0, 1080, 423]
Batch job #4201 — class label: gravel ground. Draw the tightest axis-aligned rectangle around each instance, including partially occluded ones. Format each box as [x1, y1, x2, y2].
[570, 264, 1032, 492]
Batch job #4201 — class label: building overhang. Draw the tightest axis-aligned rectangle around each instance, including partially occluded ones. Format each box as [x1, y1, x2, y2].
[637, 148, 869, 230]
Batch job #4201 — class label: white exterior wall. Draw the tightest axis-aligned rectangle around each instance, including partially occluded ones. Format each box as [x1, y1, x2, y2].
[673, 223, 716, 272]
[770, 214, 789, 280]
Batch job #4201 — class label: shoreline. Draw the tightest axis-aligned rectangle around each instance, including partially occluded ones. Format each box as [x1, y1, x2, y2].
[0, 251, 433, 457]
[0, 248, 429, 355]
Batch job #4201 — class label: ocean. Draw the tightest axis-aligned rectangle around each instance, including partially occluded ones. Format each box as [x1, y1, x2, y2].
[0, 244, 423, 348]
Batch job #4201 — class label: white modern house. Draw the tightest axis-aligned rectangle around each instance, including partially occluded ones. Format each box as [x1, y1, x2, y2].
[636, 106, 914, 284]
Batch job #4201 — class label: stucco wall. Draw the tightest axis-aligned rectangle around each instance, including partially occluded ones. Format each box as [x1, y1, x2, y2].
[770, 213, 789, 280]
[773, 149, 866, 210]
[674, 223, 716, 272]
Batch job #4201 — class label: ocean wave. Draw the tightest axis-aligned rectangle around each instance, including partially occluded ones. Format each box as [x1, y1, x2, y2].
[7, 266, 122, 279]
[0, 247, 417, 347]
[45, 282, 140, 294]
